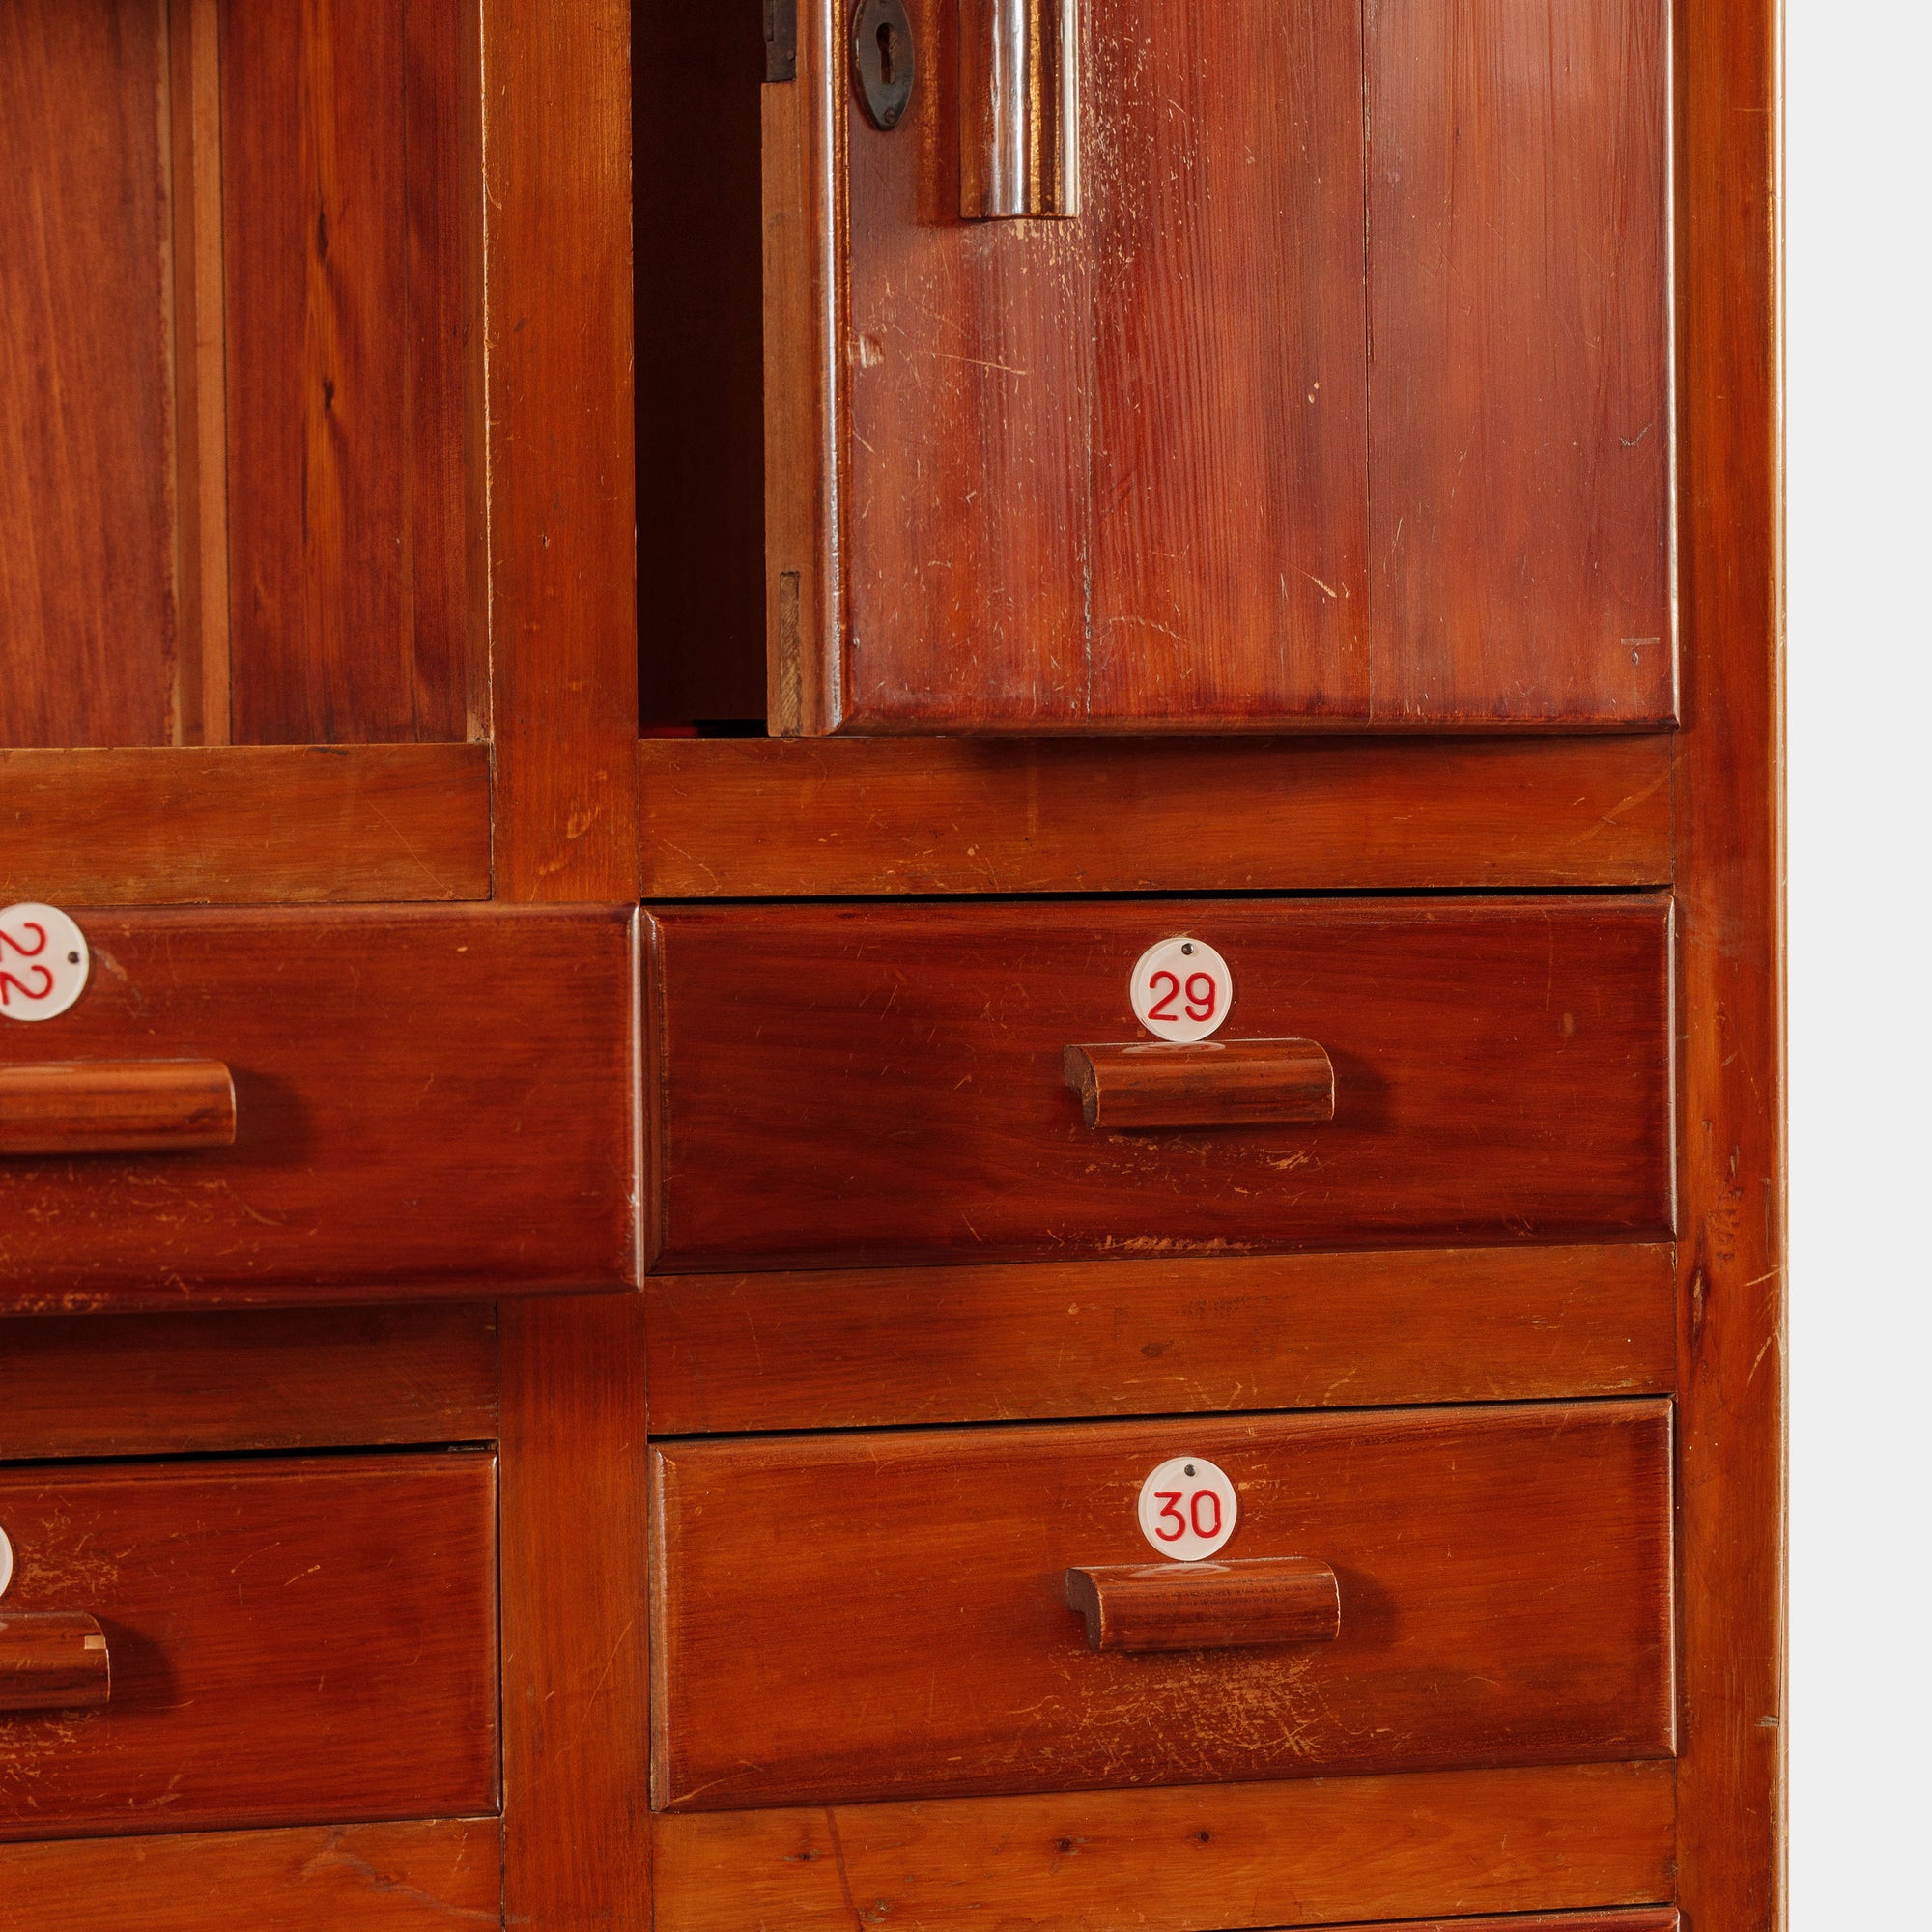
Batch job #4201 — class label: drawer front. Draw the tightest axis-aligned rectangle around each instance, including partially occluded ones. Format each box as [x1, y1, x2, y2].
[0, 906, 636, 1303]
[0, 1453, 497, 1837]
[651, 1402, 1674, 1810]
[646, 897, 1673, 1271]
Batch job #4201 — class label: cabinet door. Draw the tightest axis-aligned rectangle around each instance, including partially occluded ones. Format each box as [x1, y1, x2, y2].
[766, 0, 1673, 733]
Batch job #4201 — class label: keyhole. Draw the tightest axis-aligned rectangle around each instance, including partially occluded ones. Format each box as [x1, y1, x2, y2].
[876, 21, 896, 85]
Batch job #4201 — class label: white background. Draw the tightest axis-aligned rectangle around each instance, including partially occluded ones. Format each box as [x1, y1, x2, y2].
[1790, 0, 1932, 1914]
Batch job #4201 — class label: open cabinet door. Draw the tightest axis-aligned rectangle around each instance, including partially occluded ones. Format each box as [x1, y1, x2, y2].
[766, 0, 1675, 734]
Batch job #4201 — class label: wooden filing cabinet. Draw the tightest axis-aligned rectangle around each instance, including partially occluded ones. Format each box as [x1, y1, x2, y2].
[0, 1, 1778, 1930]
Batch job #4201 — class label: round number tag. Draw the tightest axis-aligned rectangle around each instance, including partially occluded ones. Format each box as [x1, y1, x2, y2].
[1130, 936, 1232, 1043]
[1137, 1455, 1238, 1561]
[0, 904, 90, 1022]
[0, 1525, 13, 1600]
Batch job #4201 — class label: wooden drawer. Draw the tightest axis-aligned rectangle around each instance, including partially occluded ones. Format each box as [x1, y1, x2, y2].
[0, 906, 637, 1306]
[650, 1401, 1674, 1810]
[645, 897, 1673, 1271]
[0, 1453, 497, 1838]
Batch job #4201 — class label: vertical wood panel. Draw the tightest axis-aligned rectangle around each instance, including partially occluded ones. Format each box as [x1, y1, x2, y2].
[167, 0, 233, 744]
[1366, 0, 1676, 725]
[1675, 0, 1785, 1917]
[498, 1295, 652, 1930]
[840, 0, 1094, 730]
[221, 0, 472, 743]
[0, 0, 176, 748]
[484, 0, 641, 898]
[1085, 0, 1369, 724]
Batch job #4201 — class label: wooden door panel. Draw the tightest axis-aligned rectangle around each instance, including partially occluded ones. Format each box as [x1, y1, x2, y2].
[778, 0, 1672, 732]
[646, 895, 1674, 1272]
[1366, 0, 1675, 725]
[0, 0, 175, 749]
[652, 1401, 1675, 1810]
[0, 1454, 497, 1838]
[222, 0, 477, 744]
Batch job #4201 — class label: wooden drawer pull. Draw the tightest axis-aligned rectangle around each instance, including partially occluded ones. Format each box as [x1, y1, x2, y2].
[0, 1612, 112, 1712]
[0, 1060, 237, 1155]
[1065, 1557, 1341, 1653]
[1064, 1039, 1335, 1129]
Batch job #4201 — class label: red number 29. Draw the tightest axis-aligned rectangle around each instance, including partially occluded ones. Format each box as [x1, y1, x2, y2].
[1147, 970, 1217, 1023]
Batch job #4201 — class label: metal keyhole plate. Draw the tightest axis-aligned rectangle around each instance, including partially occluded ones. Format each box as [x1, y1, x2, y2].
[853, 0, 915, 129]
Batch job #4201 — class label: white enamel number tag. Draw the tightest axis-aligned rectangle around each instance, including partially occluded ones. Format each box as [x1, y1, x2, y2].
[1137, 1455, 1238, 1561]
[1130, 936, 1233, 1043]
[0, 904, 90, 1022]
[0, 1525, 14, 1600]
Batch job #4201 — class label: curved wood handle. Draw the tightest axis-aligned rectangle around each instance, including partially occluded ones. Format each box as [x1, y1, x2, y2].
[959, 0, 1080, 217]
[1064, 1039, 1335, 1129]
[0, 1060, 236, 1155]
[0, 1612, 112, 1712]
[1065, 1557, 1341, 1653]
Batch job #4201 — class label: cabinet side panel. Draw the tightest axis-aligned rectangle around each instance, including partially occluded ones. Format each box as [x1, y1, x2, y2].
[1367, 0, 1675, 725]
[0, 0, 176, 748]
[222, 0, 469, 743]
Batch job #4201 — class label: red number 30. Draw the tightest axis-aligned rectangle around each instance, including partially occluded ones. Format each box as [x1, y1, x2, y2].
[1151, 1488, 1224, 1541]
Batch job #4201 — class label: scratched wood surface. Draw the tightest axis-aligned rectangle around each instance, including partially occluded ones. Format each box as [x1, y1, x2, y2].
[0, 745, 491, 904]
[652, 1760, 1677, 1930]
[652, 1401, 1674, 1809]
[0, 1819, 503, 1931]
[637, 734, 1675, 895]
[643, 1243, 1675, 1435]
[1365, 0, 1675, 724]
[1674, 0, 1786, 1917]
[0, 906, 637, 1307]
[0, 0, 176, 749]
[779, 0, 1671, 731]
[220, 0, 477, 743]
[646, 896, 1675, 1271]
[0, 1454, 497, 1839]
[0, 1305, 495, 1460]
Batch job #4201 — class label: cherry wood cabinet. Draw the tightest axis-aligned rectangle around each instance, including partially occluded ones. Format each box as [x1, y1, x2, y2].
[0, 0, 1780, 1925]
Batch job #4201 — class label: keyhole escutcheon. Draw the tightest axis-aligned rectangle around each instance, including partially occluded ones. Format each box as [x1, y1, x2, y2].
[853, 0, 916, 129]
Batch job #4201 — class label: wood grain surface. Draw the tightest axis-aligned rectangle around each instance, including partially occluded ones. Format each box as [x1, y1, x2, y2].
[0, 1613, 112, 1714]
[1063, 1558, 1341, 1654]
[483, 0, 640, 899]
[221, 0, 477, 744]
[780, 0, 1671, 731]
[1366, 0, 1675, 725]
[651, 1401, 1674, 1809]
[0, 1820, 503, 1932]
[0, 1061, 235, 1156]
[1675, 0, 1786, 1917]
[0, 1305, 495, 1460]
[1064, 1038, 1334, 1130]
[639, 734, 1676, 895]
[0, 906, 637, 1307]
[643, 1243, 1677, 1434]
[646, 897, 1674, 1271]
[0, 1453, 497, 1839]
[498, 1294, 652, 1932]
[651, 1759, 1676, 1931]
[0, 0, 176, 749]
[0, 745, 492, 904]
